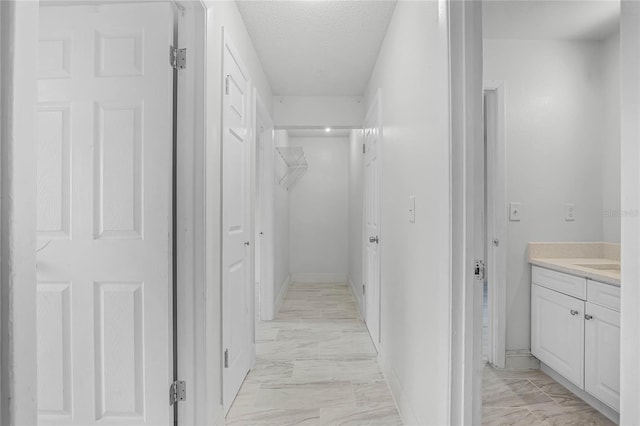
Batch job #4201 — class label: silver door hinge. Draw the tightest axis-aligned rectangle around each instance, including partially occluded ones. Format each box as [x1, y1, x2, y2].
[363, 144, 366, 154]
[225, 75, 231, 95]
[170, 46, 186, 70]
[474, 260, 486, 281]
[362, 284, 365, 294]
[224, 348, 229, 368]
[169, 380, 186, 405]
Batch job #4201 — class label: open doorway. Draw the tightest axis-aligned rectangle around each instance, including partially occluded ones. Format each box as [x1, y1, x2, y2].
[479, 1, 621, 425]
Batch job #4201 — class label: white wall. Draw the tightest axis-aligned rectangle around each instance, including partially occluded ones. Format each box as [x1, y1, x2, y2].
[348, 129, 364, 311]
[365, 2, 451, 424]
[203, 1, 272, 422]
[289, 136, 349, 282]
[602, 33, 621, 243]
[272, 96, 365, 129]
[620, 3, 640, 424]
[484, 39, 610, 352]
[273, 130, 291, 302]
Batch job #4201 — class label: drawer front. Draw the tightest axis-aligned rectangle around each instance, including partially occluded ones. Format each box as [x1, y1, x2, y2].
[532, 266, 587, 300]
[587, 280, 620, 312]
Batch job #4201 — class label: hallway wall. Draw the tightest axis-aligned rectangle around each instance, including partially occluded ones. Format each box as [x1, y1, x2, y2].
[348, 129, 364, 312]
[364, 2, 451, 424]
[274, 130, 291, 305]
[289, 136, 349, 283]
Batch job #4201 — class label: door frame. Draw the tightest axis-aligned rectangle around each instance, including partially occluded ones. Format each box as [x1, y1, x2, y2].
[1, 1, 207, 424]
[448, 0, 484, 424]
[362, 90, 382, 349]
[483, 81, 507, 369]
[254, 93, 275, 321]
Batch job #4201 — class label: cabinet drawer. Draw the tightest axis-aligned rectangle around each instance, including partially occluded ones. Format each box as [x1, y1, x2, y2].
[532, 266, 587, 300]
[587, 281, 620, 312]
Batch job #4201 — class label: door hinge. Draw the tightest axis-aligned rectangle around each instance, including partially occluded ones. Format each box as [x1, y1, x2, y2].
[170, 46, 187, 70]
[225, 75, 231, 95]
[224, 348, 229, 368]
[362, 284, 365, 294]
[474, 260, 486, 281]
[169, 380, 186, 405]
[362, 144, 366, 154]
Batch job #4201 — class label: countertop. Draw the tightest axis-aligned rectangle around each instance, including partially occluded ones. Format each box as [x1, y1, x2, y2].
[528, 242, 621, 287]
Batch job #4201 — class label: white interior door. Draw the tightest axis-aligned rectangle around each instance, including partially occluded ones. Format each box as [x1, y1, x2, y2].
[221, 31, 253, 413]
[36, 3, 174, 425]
[363, 94, 381, 352]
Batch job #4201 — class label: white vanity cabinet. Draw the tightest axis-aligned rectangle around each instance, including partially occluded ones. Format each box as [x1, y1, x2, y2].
[531, 283, 585, 387]
[531, 266, 620, 411]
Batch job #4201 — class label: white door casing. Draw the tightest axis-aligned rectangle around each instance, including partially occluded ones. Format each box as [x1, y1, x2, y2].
[483, 83, 507, 369]
[255, 95, 275, 321]
[221, 30, 254, 413]
[363, 92, 382, 351]
[36, 3, 174, 425]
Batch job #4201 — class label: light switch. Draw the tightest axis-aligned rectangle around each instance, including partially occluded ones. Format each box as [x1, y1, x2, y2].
[565, 203, 576, 221]
[509, 202, 522, 222]
[409, 196, 416, 223]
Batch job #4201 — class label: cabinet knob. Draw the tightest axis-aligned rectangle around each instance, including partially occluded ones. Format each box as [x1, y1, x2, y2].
[585, 314, 593, 320]
[570, 309, 579, 316]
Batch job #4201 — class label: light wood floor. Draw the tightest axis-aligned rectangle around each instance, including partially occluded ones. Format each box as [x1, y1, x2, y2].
[226, 282, 403, 425]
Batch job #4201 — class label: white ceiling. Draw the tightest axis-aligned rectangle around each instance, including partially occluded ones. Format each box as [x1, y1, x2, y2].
[483, 0, 620, 41]
[286, 128, 352, 138]
[236, 0, 397, 96]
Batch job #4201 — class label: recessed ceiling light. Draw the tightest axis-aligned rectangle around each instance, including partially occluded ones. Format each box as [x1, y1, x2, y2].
[325, 127, 331, 133]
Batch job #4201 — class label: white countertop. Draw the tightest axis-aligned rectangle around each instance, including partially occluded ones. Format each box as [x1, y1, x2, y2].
[528, 242, 621, 287]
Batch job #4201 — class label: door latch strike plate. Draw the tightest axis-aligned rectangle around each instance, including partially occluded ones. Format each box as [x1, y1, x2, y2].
[474, 260, 486, 281]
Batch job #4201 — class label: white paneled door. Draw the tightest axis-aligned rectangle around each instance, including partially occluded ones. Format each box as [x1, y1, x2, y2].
[37, 4, 174, 425]
[364, 94, 381, 352]
[221, 32, 254, 413]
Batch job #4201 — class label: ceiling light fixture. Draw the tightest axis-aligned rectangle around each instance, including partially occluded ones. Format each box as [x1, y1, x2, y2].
[325, 127, 331, 133]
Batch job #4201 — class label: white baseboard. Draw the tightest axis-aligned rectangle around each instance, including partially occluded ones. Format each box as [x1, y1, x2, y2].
[505, 350, 541, 370]
[212, 404, 225, 426]
[541, 363, 619, 424]
[377, 349, 420, 426]
[274, 275, 291, 315]
[291, 273, 348, 284]
[348, 276, 363, 317]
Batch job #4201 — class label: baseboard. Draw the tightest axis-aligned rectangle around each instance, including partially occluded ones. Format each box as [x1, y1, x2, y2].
[212, 404, 225, 426]
[348, 276, 363, 316]
[505, 350, 541, 370]
[274, 275, 291, 315]
[540, 363, 619, 424]
[290, 273, 348, 284]
[377, 348, 420, 426]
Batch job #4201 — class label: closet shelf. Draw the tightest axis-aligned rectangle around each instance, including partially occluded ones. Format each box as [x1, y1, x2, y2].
[275, 147, 308, 190]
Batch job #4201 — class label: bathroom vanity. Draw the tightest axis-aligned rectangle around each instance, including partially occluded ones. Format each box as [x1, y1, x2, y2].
[529, 243, 620, 416]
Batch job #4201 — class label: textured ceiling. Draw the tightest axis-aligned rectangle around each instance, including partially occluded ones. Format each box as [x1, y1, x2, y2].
[483, 0, 620, 40]
[236, 0, 397, 96]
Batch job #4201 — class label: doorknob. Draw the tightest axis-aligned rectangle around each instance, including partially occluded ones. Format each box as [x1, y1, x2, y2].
[244, 241, 250, 246]
[369, 236, 379, 244]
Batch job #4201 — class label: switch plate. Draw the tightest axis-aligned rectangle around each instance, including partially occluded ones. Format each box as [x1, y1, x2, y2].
[509, 202, 522, 222]
[409, 196, 416, 223]
[565, 203, 576, 221]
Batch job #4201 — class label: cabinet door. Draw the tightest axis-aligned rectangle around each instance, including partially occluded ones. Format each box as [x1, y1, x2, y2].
[585, 302, 620, 411]
[531, 284, 585, 388]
